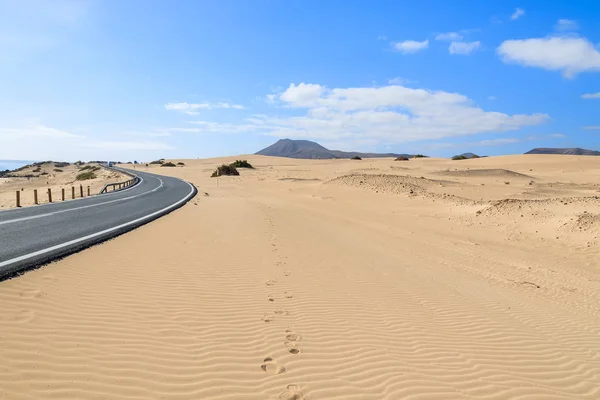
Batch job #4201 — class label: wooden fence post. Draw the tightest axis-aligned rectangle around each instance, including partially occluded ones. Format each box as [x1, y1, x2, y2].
[87, 186, 90, 196]
[34, 189, 38, 205]
[80, 185, 83, 197]
[62, 188, 65, 201]
[72, 186, 75, 199]
[48, 188, 52, 203]
[16, 191, 21, 208]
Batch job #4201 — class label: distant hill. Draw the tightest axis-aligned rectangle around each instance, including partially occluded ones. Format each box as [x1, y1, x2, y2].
[525, 148, 600, 156]
[256, 139, 413, 159]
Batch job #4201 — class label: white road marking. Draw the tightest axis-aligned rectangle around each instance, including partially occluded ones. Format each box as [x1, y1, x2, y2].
[0, 177, 163, 226]
[0, 180, 195, 269]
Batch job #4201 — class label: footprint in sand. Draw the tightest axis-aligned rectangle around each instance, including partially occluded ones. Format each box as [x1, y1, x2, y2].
[285, 332, 302, 342]
[284, 292, 294, 299]
[261, 357, 285, 375]
[262, 314, 275, 323]
[268, 295, 275, 302]
[284, 271, 291, 277]
[285, 330, 302, 354]
[265, 280, 277, 286]
[274, 309, 288, 315]
[279, 385, 305, 400]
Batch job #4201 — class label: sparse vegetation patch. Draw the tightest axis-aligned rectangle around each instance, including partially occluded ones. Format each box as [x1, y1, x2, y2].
[161, 162, 177, 167]
[211, 164, 239, 177]
[80, 165, 100, 171]
[351, 156, 362, 160]
[229, 160, 254, 168]
[76, 171, 97, 180]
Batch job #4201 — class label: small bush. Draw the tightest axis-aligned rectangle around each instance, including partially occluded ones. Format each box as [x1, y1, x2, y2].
[74, 161, 85, 166]
[351, 156, 362, 160]
[229, 160, 253, 168]
[413, 154, 428, 158]
[471, 154, 481, 159]
[177, 162, 185, 166]
[53, 168, 64, 172]
[54, 162, 70, 168]
[32, 167, 42, 172]
[80, 165, 99, 171]
[394, 157, 409, 161]
[40, 172, 48, 175]
[149, 160, 164, 165]
[76, 171, 97, 180]
[161, 162, 177, 167]
[211, 164, 239, 177]
[452, 155, 468, 160]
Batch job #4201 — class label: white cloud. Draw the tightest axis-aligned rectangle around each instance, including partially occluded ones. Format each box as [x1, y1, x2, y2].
[555, 19, 578, 31]
[189, 83, 548, 147]
[449, 41, 481, 55]
[388, 77, 417, 85]
[377, 35, 388, 41]
[497, 36, 600, 77]
[393, 39, 429, 54]
[583, 126, 600, 130]
[511, 8, 525, 21]
[435, 32, 463, 41]
[0, 124, 172, 160]
[488, 96, 497, 100]
[549, 133, 566, 138]
[581, 92, 600, 99]
[278, 83, 325, 107]
[165, 101, 245, 115]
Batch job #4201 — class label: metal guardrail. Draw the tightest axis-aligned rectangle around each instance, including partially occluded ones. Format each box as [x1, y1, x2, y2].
[99, 166, 140, 194]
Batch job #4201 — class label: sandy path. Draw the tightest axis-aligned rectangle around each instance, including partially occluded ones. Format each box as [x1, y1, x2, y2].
[0, 155, 599, 399]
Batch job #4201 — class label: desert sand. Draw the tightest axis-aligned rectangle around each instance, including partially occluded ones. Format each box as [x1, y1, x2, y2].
[0, 154, 599, 399]
[0, 162, 129, 209]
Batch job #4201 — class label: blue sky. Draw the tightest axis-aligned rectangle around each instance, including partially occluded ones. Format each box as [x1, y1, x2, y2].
[0, 0, 599, 161]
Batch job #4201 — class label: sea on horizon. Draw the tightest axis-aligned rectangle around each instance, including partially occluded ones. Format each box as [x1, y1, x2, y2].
[0, 160, 35, 172]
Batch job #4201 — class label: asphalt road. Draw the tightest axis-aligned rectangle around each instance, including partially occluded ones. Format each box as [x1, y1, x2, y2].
[0, 167, 197, 280]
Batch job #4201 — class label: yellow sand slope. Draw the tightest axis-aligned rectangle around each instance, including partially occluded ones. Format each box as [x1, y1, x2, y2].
[0, 162, 129, 209]
[0, 155, 599, 399]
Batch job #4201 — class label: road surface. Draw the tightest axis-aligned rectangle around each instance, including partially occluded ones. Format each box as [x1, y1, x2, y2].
[0, 167, 196, 280]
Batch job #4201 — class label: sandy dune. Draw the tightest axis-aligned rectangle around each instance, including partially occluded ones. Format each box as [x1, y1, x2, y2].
[1, 155, 599, 399]
[0, 162, 129, 209]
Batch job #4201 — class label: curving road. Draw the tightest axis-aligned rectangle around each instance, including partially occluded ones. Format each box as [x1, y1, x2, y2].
[0, 167, 197, 280]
